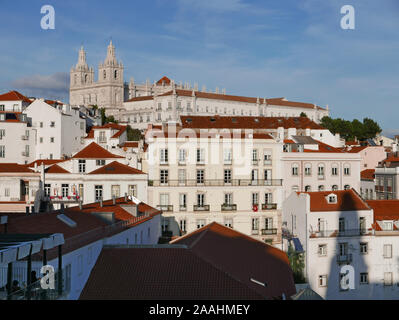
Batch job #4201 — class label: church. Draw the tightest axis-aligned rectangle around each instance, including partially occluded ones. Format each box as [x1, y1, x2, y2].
[69, 41, 329, 128]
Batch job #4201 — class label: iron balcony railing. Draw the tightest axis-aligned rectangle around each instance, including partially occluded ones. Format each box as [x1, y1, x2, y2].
[221, 204, 237, 211]
[149, 179, 283, 187]
[310, 229, 369, 238]
[193, 205, 210, 212]
[337, 254, 352, 264]
[157, 205, 173, 212]
[262, 203, 277, 210]
[261, 228, 278, 235]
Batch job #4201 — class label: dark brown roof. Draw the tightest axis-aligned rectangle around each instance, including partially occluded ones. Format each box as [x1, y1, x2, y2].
[79, 247, 265, 300]
[171, 222, 296, 299]
[0, 163, 34, 173]
[361, 169, 375, 181]
[88, 161, 145, 175]
[180, 115, 324, 130]
[367, 200, 399, 222]
[72, 142, 124, 159]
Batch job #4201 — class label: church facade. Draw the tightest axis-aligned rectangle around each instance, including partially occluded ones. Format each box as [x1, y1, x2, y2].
[69, 41, 330, 128]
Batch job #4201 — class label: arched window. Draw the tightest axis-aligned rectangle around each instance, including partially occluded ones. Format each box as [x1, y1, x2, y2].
[318, 163, 325, 178]
[103, 70, 106, 79]
[332, 185, 338, 191]
[331, 164, 338, 176]
[318, 185, 325, 191]
[344, 164, 351, 176]
[344, 184, 350, 190]
[304, 163, 312, 176]
[114, 70, 118, 79]
[74, 74, 77, 85]
[305, 185, 311, 192]
[85, 74, 88, 83]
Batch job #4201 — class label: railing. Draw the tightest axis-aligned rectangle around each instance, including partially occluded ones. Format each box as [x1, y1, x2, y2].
[337, 254, 352, 264]
[21, 135, 29, 140]
[178, 161, 186, 166]
[157, 205, 173, 212]
[310, 229, 369, 238]
[261, 228, 277, 235]
[262, 203, 277, 210]
[179, 205, 187, 211]
[264, 159, 272, 165]
[252, 159, 259, 165]
[193, 205, 210, 212]
[149, 179, 283, 187]
[221, 204, 237, 211]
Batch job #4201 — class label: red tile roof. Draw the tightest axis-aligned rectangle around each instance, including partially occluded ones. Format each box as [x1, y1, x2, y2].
[72, 142, 124, 159]
[180, 115, 324, 130]
[27, 159, 65, 168]
[366, 200, 399, 221]
[171, 222, 296, 299]
[0, 163, 34, 173]
[361, 169, 375, 181]
[0, 90, 32, 103]
[156, 76, 171, 85]
[126, 96, 154, 102]
[303, 140, 344, 153]
[45, 164, 70, 174]
[300, 189, 370, 212]
[343, 146, 368, 153]
[79, 247, 265, 300]
[120, 141, 139, 148]
[159, 89, 325, 110]
[85, 123, 126, 139]
[88, 161, 145, 175]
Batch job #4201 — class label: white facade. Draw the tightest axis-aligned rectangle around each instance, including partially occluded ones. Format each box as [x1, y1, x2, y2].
[24, 99, 86, 160]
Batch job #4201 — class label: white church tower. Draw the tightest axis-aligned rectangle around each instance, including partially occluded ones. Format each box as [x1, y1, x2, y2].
[69, 41, 124, 114]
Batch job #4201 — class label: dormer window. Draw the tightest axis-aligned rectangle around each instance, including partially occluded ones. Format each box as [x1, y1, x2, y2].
[383, 221, 394, 231]
[327, 193, 337, 204]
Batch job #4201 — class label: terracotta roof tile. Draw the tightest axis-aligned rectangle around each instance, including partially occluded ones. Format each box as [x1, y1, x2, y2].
[0, 90, 32, 103]
[27, 159, 65, 168]
[367, 200, 399, 222]
[0, 163, 34, 173]
[72, 142, 124, 159]
[361, 169, 375, 181]
[88, 161, 145, 175]
[156, 76, 171, 85]
[45, 164, 70, 174]
[85, 123, 126, 139]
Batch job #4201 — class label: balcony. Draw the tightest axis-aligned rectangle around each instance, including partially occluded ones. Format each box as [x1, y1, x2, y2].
[252, 159, 259, 165]
[262, 203, 277, 210]
[178, 160, 186, 166]
[251, 230, 259, 235]
[160, 161, 169, 166]
[261, 228, 277, 235]
[337, 254, 352, 264]
[179, 205, 187, 211]
[21, 135, 29, 140]
[157, 205, 173, 212]
[149, 179, 283, 187]
[310, 229, 370, 238]
[264, 159, 272, 165]
[193, 205, 210, 212]
[224, 159, 232, 165]
[221, 204, 237, 211]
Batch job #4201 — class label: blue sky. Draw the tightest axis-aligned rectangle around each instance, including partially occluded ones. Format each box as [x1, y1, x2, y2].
[0, 0, 398, 135]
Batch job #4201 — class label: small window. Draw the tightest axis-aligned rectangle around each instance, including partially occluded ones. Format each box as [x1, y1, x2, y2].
[318, 244, 327, 256]
[360, 273, 368, 284]
[383, 244, 392, 258]
[319, 275, 327, 287]
[360, 242, 368, 254]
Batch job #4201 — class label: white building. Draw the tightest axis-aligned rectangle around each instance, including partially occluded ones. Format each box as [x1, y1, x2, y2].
[281, 136, 361, 198]
[143, 120, 285, 245]
[360, 169, 376, 200]
[0, 111, 35, 164]
[0, 90, 32, 112]
[283, 189, 399, 299]
[24, 99, 86, 160]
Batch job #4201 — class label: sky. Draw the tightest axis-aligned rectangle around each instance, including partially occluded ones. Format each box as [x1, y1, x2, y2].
[0, 0, 398, 136]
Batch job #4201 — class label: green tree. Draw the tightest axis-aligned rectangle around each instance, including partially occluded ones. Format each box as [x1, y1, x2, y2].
[287, 244, 306, 283]
[126, 125, 143, 141]
[300, 112, 308, 118]
[100, 108, 118, 124]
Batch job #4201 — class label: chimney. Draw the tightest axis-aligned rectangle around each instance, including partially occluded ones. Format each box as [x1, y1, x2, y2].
[112, 195, 116, 205]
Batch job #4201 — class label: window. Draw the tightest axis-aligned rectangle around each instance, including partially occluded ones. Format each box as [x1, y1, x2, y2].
[339, 218, 345, 232]
[0, 105, 4, 111]
[95, 185, 103, 201]
[44, 184, 51, 197]
[160, 170, 169, 184]
[383, 221, 393, 231]
[263, 150, 272, 163]
[197, 169, 204, 184]
[252, 193, 259, 205]
[224, 149, 232, 164]
[50, 121, 55, 128]
[265, 218, 273, 230]
[252, 149, 258, 162]
[344, 164, 350, 176]
[305, 185, 311, 192]
[197, 219, 206, 229]
[224, 218, 233, 228]
[224, 169, 232, 183]
[292, 164, 299, 176]
[224, 193, 233, 205]
[318, 244, 327, 256]
[96, 159, 105, 166]
[179, 194, 187, 210]
[360, 242, 368, 254]
[160, 149, 168, 164]
[78, 160, 86, 173]
[40, 122, 43, 128]
[328, 195, 337, 203]
[180, 219, 187, 232]
[383, 244, 392, 258]
[319, 275, 327, 287]
[39, 137, 43, 143]
[178, 169, 186, 184]
[252, 218, 259, 231]
[160, 194, 169, 206]
[79, 184, 84, 199]
[111, 185, 120, 197]
[178, 149, 186, 163]
[62, 184, 69, 197]
[360, 273, 369, 285]
[0, 129, 5, 139]
[265, 193, 273, 204]
[339, 243, 348, 256]
[332, 185, 338, 191]
[331, 165, 338, 176]
[384, 272, 393, 286]
[4, 188, 10, 197]
[304, 163, 311, 176]
[318, 164, 325, 177]
[197, 194, 205, 207]
[0, 145, 5, 158]
[50, 137, 55, 143]
[344, 185, 350, 190]
[318, 185, 325, 191]
[128, 185, 137, 197]
[197, 148, 205, 163]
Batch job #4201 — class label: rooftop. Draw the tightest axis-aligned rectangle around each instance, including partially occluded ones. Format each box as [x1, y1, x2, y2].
[72, 142, 124, 159]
